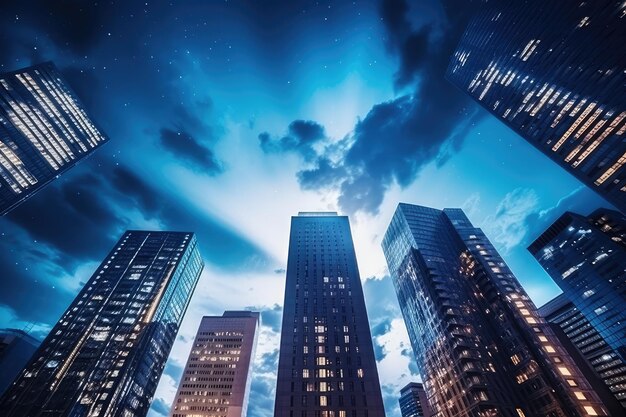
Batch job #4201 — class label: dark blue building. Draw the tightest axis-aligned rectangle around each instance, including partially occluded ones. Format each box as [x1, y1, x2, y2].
[274, 212, 385, 417]
[0, 329, 40, 398]
[539, 294, 626, 412]
[530, 209, 626, 407]
[447, 1, 626, 212]
[0, 62, 109, 215]
[399, 382, 432, 417]
[382, 203, 607, 417]
[0, 231, 204, 417]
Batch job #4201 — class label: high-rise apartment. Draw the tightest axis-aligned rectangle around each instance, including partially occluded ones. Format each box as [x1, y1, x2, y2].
[0, 231, 204, 417]
[399, 382, 432, 417]
[274, 212, 385, 417]
[539, 294, 626, 412]
[169, 311, 260, 417]
[0, 62, 109, 215]
[0, 329, 40, 397]
[529, 209, 626, 400]
[382, 203, 607, 417]
[447, 1, 626, 211]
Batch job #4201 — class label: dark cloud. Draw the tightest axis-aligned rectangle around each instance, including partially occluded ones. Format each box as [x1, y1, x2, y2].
[274, 268, 286, 274]
[110, 166, 160, 215]
[259, 120, 326, 161]
[262, 0, 487, 214]
[159, 128, 223, 174]
[297, 157, 347, 191]
[4, 173, 123, 261]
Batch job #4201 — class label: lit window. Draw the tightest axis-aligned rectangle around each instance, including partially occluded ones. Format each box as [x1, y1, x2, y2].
[544, 345, 556, 353]
[584, 406, 598, 416]
[303, 369, 309, 378]
[320, 395, 328, 406]
[574, 392, 587, 400]
[516, 409, 526, 417]
[567, 379, 577, 387]
[558, 366, 571, 376]
[594, 306, 608, 315]
[525, 317, 537, 324]
[538, 335, 548, 342]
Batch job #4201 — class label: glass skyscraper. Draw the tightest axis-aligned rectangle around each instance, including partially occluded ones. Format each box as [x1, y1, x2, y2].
[399, 382, 432, 417]
[529, 209, 626, 404]
[446, 1, 626, 212]
[0, 231, 204, 417]
[169, 311, 260, 417]
[539, 294, 626, 412]
[0, 329, 40, 397]
[274, 212, 385, 417]
[0, 61, 109, 215]
[382, 203, 607, 417]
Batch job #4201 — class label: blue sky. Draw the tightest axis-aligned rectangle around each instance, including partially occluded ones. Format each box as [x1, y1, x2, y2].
[0, 1, 612, 417]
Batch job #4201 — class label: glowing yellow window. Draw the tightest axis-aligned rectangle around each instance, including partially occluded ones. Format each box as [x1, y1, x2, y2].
[320, 396, 327, 406]
[520, 309, 530, 316]
[544, 345, 556, 353]
[574, 392, 586, 400]
[516, 409, 526, 417]
[525, 317, 537, 324]
[558, 366, 572, 376]
[538, 335, 548, 342]
[567, 379, 578, 387]
[584, 406, 598, 416]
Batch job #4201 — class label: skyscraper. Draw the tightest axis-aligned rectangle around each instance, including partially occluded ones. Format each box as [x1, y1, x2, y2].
[0, 62, 109, 215]
[529, 209, 626, 396]
[446, 1, 626, 212]
[274, 212, 385, 417]
[382, 203, 607, 417]
[169, 311, 260, 417]
[0, 329, 40, 397]
[0, 231, 204, 417]
[399, 382, 432, 417]
[538, 294, 626, 412]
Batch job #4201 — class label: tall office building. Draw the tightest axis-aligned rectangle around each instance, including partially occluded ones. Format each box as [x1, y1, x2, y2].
[539, 294, 626, 412]
[529, 209, 626, 396]
[0, 62, 109, 215]
[0, 231, 204, 417]
[382, 203, 607, 417]
[0, 329, 40, 397]
[447, 1, 626, 212]
[169, 311, 260, 417]
[274, 212, 385, 417]
[399, 382, 432, 417]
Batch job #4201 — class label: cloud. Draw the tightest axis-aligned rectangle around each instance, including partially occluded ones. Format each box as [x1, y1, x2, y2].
[259, 120, 327, 161]
[150, 398, 171, 417]
[259, 0, 485, 215]
[159, 128, 223, 174]
[483, 188, 540, 252]
[245, 304, 283, 333]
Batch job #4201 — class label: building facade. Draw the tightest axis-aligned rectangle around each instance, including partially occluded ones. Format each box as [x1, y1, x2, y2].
[447, 1, 626, 212]
[539, 294, 626, 412]
[169, 311, 260, 417]
[0, 329, 40, 397]
[0, 231, 204, 417]
[274, 212, 385, 417]
[0, 62, 109, 215]
[399, 382, 432, 417]
[529, 209, 626, 405]
[382, 203, 607, 417]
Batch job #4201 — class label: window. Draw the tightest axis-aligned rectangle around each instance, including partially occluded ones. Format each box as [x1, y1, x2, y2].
[574, 392, 586, 400]
[584, 406, 598, 416]
[567, 379, 577, 387]
[303, 369, 309, 378]
[558, 366, 571, 376]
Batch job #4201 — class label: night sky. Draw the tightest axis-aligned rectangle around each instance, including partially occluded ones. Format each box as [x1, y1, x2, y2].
[0, 1, 612, 417]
